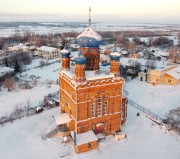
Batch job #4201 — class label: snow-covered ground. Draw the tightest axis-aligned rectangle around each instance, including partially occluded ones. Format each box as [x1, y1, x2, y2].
[125, 79, 180, 118]
[0, 106, 179, 159]
[21, 61, 61, 82]
[1, 23, 180, 37]
[0, 84, 58, 117]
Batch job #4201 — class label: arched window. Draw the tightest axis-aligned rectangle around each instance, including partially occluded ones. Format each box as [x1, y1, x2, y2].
[104, 100, 108, 115]
[92, 102, 95, 117]
[97, 97, 102, 116]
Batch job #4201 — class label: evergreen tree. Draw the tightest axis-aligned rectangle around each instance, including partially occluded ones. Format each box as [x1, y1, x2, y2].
[14, 58, 21, 73]
[3, 57, 8, 67]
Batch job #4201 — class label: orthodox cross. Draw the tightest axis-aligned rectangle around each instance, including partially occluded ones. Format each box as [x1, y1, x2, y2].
[89, 6, 91, 27]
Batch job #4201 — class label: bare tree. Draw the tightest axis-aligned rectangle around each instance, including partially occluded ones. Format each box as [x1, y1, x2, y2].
[146, 60, 156, 69]
[125, 42, 135, 55]
[4, 77, 14, 91]
[39, 60, 45, 69]
[169, 47, 180, 63]
[164, 108, 180, 134]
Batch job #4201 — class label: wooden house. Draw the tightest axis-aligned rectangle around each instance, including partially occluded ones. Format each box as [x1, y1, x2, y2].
[147, 65, 180, 85]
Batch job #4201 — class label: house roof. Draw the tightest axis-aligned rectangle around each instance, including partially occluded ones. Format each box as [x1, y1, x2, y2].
[37, 46, 58, 52]
[54, 113, 72, 125]
[165, 66, 180, 80]
[71, 130, 98, 146]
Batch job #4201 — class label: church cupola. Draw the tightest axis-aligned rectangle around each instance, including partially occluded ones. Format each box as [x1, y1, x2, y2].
[61, 45, 70, 70]
[110, 51, 121, 76]
[74, 53, 86, 82]
[76, 7, 102, 71]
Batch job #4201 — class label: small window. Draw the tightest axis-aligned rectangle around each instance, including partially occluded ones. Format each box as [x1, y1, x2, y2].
[88, 142, 92, 148]
[66, 102, 69, 106]
[168, 79, 171, 83]
[92, 103, 95, 117]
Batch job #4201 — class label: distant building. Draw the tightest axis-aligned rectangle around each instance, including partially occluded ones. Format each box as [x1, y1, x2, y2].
[147, 65, 180, 85]
[37, 46, 61, 60]
[56, 10, 127, 153]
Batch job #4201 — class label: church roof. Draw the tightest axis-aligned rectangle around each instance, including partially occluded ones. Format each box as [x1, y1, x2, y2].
[61, 45, 70, 58]
[77, 26, 103, 48]
[110, 52, 121, 60]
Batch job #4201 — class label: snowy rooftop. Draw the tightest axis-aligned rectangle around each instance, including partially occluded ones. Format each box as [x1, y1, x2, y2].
[77, 26, 102, 41]
[165, 66, 180, 80]
[71, 130, 98, 146]
[54, 113, 72, 125]
[61, 67, 114, 81]
[37, 46, 59, 52]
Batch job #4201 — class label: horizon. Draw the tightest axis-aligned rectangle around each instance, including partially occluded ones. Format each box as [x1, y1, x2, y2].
[0, 0, 180, 24]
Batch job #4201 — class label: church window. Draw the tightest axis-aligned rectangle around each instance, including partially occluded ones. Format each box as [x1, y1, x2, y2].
[92, 102, 95, 117]
[104, 100, 108, 115]
[97, 97, 102, 116]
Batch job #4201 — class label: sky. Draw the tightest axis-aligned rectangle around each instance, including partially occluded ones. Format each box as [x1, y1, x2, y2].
[0, 0, 180, 24]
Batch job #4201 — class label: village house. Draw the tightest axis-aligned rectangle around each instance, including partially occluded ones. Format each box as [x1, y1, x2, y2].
[55, 10, 127, 153]
[37, 46, 61, 60]
[147, 65, 180, 85]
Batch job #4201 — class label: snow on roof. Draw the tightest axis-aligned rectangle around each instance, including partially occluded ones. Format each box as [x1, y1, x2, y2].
[110, 52, 121, 56]
[165, 66, 180, 80]
[0, 67, 14, 77]
[37, 46, 58, 52]
[54, 113, 72, 125]
[61, 67, 114, 81]
[71, 130, 98, 146]
[77, 26, 102, 41]
[120, 50, 129, 55]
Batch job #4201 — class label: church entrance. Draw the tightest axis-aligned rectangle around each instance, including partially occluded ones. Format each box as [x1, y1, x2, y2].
[94, 123, 105, 134]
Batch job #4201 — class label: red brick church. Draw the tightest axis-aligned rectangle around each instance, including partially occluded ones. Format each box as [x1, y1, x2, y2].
[57, 8, 127, 153]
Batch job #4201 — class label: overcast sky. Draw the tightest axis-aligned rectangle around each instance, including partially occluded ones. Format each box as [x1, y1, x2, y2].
[0, 0, 180, 24]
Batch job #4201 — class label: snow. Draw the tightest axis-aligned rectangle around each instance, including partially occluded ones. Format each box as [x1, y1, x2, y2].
[0, 67, 14, 77]
[77, 26, 102, 41]
[125, 79, 180, 118]
[110, 52, 121, 56]
[0, 106, 179, 159]
[37, 46, 59, 52]
[0, 84, 58, 117]
[71, 130, 98, 146]
[21, 62, 61, 82]
[62, 68, 114, 81]
[54, 113, 72, 125]
[165, 66, 180, 80]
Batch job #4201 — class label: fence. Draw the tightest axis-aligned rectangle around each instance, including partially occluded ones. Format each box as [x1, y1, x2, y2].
[128, 99, 164, 123]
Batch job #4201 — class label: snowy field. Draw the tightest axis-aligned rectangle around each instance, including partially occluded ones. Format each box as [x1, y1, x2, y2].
[0, 106, 179, 159]
[1, 22, 180, 37]
[125, 79, 180, 118]
[0, 84, 58, 117]
[21, 62, 60, 82]
[25, 58, 61, 70]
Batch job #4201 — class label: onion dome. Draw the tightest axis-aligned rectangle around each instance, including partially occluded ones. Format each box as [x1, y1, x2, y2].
[74, 56, 86, 65]
[110, 52, 121, 61]
[61, 45, 70, 58]
[77, 26, 103, 48]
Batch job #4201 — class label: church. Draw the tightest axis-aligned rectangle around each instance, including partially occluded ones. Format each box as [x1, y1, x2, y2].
[57, 8, 127, 153]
